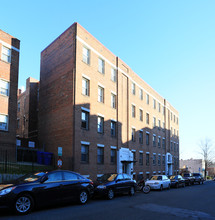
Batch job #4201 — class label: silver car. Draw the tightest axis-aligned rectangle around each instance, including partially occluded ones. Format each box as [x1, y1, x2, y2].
[145, 175, 171, 191]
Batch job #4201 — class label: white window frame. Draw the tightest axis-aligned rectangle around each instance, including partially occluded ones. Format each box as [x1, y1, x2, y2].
[82, 77, 89, 96]
[82, 46, 90, 64]
[0, 114, 8, 131]
[111, 68, 116, 82]
[0, 79, 9, 96]
[98, 58, 105, 74]
[1, 46, 11, 63]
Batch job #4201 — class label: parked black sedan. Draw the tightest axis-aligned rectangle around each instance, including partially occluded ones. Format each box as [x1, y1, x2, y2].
[0, 170, 94, 214]
[94, 173, 136, 200]
[170, 175, 186, 188]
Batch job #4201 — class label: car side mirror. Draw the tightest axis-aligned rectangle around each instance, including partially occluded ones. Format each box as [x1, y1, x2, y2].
[40, 176, 48, 183]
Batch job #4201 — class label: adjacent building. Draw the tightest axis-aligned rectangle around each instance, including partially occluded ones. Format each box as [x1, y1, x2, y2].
[39, 23, 179, 180]
[180, 158, 205, 176]
[16, 77, 39, 162]
[0, 29, 20, 161]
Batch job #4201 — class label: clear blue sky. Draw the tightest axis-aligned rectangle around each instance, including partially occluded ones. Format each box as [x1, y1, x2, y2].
[1, 0, 215, 160]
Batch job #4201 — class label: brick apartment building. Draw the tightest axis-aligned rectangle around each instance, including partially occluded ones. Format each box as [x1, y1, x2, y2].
[17, 77, 39, 140]
[39, 23, 179, 180]
[0, 29, 20, 160]
[16, 77, 39, 162]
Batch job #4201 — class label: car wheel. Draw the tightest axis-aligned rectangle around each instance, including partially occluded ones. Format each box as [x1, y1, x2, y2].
[107, 189, 114, 200]
[14, 194, 34, 215]
[176, 183, 179, 188]
[79, 191, 88, 204]
[198, 181, 201, 185]
[129, 186, 135, 196]
[160, 185, 163, 191]
[202, 181, 204, 184]
[143, 185, 151, 194]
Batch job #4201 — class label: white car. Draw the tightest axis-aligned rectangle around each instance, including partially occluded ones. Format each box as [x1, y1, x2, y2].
[145, 175, 171, 190]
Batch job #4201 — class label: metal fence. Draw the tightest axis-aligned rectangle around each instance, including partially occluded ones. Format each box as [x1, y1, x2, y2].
[0, 148, 54, 174]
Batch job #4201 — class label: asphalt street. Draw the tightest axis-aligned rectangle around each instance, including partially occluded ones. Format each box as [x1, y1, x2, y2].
[1, 181, 215, 220]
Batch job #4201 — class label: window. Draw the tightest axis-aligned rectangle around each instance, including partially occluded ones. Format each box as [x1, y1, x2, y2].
[146, 94, 149, 104]
[163, 122, 165, 130]
[146, 154, 150, 166]
[158, 155, 161, 166]
[0, 80, 9, 96]
[158, 137, 161, 148]
[82, 77, 89, 96]
[98, 86, 104, 103]
[153, 117, 156, 127]
[146, 133, 149, 145]
[111, 149, 116, 164]
[111, 93, 116, 109]
[64, 172, 80, 180]
[171, 141, 173, 151]
[163, 106, 165, 115]
[17, 102, 20, 112]
[81, 144, 89, 163]
[139, 89, 143, 100]
[97, 116, 104, 133]
[174, 143, 176, 152]
[139, 152, 143, 165]
[158, 103, 161, 112]
[132, 105, 136, 118]
[97, 147, 104, 164]
[139, 131, 143, 144]
[153, 99, 156, 109]
[153, 155, 156, 165]
[111, 121, 116, 137]
[171, 112, 173, 120]
[158, 119, 161, 129]
[153, 135, 156, 147]
[163, 155, 165, 165]
[132, 82, 135, 95]
[139, 109, 143, 121]
[17, 119, 20, 129]
[132, 128, 136, 142]
[46, 172, 63, 183]
[1, 46, 11, 63]
[81, 110, 89, 130]
[162, 138, 166, 149]
[146, 113, 149, 124]
[133, 151, 136, 166]
[0, 114, 8, 131]
[98, 58, 105, 74]
[82, 47, 90, 64]
[111, 68, 116, 82]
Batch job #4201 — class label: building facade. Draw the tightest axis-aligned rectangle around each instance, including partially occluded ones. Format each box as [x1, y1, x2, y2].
[180, 159, 205, 177]
[0, 29, 20, 160]
[39, 23, 179, 180]
[16, 77, 39, 162]
[17, 77, 39, 140]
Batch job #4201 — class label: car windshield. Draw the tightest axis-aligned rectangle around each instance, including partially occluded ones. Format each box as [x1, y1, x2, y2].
[99, 174, 117, 182]
[150, 176, 162, 180]
[12, 172, 47, 184]
[170, 176, 177, 180]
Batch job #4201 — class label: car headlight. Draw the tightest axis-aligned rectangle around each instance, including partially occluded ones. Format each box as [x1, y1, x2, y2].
[97, 185, 106, 189]
[0, 187, 16, 196]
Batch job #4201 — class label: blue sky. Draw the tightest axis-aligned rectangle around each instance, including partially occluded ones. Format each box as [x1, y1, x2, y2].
[1, 0, 215, 160]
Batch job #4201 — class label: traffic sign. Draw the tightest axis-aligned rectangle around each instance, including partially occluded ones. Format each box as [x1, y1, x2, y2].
[57, 158, 63, 168]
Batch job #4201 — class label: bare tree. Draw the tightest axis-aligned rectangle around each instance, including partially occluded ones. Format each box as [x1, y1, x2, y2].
[199, 138, 214, 178]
